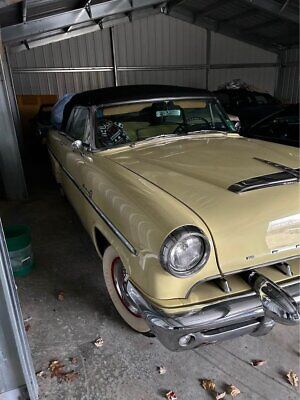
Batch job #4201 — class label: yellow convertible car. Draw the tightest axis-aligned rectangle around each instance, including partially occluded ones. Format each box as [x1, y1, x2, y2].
[48, 85, 299, 351]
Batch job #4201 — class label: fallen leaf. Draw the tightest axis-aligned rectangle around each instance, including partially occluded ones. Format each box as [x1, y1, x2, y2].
[201, 379, 216, 391]
[48, 360, 65, 379]
[24, 323, 31, 332]
[70, 357, 78, 365]
[165, 390, 177, 400]
[64, 371, 79, 382]
[287, 370, 299, 387]
[251, 359, 267, 367]
[226, 384, 241, 397]
[57, 291, 65, 301]
[94, 337, 104, 348]
[216, 392, 226, 400]
[157, 365, 167, 374]
[36, 371, 47, 378]
[48, 360, 79, 383]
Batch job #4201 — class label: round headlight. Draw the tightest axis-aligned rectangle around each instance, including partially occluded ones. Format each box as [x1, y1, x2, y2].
[234, 121, 241, 132]
[160, 226, 210, 278]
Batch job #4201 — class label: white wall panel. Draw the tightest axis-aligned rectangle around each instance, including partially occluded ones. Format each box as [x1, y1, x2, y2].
[118, 69, 206, 88]
[210, 32, 277, 64]
[115, 14, 207, 67]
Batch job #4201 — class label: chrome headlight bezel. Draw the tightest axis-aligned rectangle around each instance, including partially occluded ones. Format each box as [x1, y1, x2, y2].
[160, 226, 211, 278]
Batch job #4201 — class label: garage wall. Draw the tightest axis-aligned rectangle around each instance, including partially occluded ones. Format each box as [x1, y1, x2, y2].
[10, 29, 115, 95]
[10, 13, 279, 96]
[276, 48, 299, 103]
[209, 32, 278, 93]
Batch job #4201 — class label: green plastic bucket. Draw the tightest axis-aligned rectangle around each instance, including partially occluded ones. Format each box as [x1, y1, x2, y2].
[4, 224, 34, 276]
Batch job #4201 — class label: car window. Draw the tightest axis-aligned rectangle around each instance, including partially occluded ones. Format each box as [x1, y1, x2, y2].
[94, 99, 234, 149]
[253, 94, 269, 105]
[216, 93, 230, 107]
[250, 110, 300, 142]
[67, 107, 89, 141]
[233, 93, 253, 107]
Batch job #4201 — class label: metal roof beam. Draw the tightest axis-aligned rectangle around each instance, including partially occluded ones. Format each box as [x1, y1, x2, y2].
[22, 0, 27, 23]
[169, 6, 280, 53]
[196, 0, 229, 17]
[241, 0, 298, 24]
[166, 0, 186, 12]
[243, 18, 280, 32]
[220, 8, 259, 23]
[2, 0, 164, 44]
[64, 0, 93, 33]
[10, 4, 162, 52]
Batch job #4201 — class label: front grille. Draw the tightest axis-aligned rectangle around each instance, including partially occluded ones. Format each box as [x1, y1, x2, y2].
[186, 257, 299, 300]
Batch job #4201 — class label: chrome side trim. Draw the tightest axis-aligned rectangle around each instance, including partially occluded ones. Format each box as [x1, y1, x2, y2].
[48, 147, 137, 255]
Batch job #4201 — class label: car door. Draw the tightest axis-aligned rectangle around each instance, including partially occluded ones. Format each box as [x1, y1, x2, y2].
[61, 107, 92, 227]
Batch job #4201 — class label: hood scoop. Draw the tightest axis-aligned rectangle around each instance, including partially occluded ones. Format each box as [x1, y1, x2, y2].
[228, 158, 300, 193]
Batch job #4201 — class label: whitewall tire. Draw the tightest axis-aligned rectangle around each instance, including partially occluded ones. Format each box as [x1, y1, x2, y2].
[102, 246, 150, 333]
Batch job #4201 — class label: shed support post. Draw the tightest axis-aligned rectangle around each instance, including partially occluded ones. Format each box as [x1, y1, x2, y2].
[0, 32, 27, 200]
[205, 29, 211, 90]
[109, 27, 118, 86]
[275, 50, 284, 100]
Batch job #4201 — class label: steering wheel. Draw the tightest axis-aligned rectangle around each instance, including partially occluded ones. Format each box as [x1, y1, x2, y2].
[186, 116, 210, 126]
[172, 119, 211, 135]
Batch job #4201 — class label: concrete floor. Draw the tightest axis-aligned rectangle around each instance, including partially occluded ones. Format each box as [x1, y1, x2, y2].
[1, 156, 299, 400]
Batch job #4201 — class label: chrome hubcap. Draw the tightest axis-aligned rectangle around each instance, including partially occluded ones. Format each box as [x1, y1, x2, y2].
[111, 257, 141, 317]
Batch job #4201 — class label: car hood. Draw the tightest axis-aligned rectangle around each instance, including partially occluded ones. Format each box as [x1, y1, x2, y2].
[107, 134, 300, 273]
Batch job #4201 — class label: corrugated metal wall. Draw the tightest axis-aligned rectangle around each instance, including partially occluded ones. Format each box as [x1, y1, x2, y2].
[11, 29, 114, 96]
[114, 16, 207, 88]
[276, 48, 299, 103]
[209, 32, 278, 93]
[10, 13, 280, 96]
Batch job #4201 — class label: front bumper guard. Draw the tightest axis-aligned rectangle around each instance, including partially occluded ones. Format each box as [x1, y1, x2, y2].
[126, 273, 300, 351]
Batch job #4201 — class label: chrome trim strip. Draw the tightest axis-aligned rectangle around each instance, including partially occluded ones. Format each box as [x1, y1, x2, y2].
[96, 96, 213, 109]
[48, 147, 137, 255]
[184, 255, 299, 298]
[229, 157, 300, 193]
[254, 157, 300, 179]
[228, 171, 299, 193]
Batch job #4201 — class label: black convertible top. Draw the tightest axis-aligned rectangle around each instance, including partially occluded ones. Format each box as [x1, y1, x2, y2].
[61, 84, 212, 130]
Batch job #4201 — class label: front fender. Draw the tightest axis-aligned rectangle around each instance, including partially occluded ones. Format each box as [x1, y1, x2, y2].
[85, 154, 220, 300]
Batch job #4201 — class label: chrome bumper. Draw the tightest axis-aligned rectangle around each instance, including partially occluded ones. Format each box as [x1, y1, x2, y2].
[126, 275, 300, 351]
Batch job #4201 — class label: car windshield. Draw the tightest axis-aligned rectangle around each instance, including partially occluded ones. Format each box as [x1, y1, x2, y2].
[95, 99, 234, 149]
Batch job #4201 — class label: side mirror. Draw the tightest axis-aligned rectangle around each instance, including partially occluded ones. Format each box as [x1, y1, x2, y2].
[71, 140, 83, 152]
